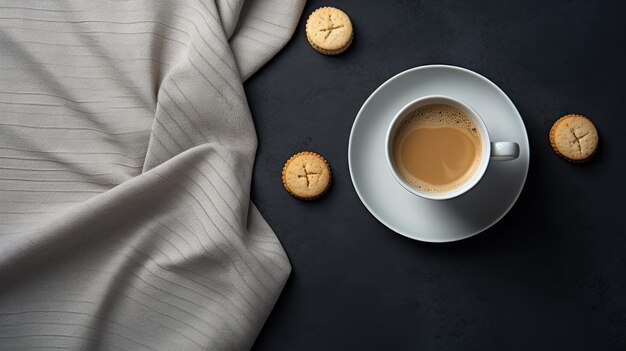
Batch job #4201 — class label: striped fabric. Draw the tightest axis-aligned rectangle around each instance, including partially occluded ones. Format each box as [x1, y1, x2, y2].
[0, 0, 304, 350]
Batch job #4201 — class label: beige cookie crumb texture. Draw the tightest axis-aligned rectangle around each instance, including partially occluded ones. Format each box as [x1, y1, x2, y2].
[549, 114, 599, 163]
[306, 7, 353, 55]
[282, 152, 332, 200]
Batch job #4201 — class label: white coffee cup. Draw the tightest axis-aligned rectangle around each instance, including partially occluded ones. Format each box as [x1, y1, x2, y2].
[385, 95, 519, 200]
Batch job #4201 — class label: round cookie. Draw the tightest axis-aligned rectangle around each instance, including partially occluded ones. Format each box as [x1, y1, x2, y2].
[305, 7, 353, 55]
[549, 114, 599, 163]
[282, 151, 332, 200]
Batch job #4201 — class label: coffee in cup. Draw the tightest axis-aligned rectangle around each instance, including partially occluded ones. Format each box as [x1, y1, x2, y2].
[392, 104, 482, 193]
[385, 95, 520, 200]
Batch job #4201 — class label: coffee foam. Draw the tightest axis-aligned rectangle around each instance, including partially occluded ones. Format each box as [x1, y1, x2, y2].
[393, 104, 482, 193]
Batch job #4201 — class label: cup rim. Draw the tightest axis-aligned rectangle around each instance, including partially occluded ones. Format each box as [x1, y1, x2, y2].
[385, 95, 491, 200]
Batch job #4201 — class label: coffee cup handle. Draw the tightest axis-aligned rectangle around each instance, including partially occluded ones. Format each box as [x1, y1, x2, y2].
[490, 142, 519, 162]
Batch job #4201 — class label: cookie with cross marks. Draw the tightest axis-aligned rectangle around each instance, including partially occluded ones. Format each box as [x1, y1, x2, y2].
[282, 151, 332, 200]
[549, 114, 599, 163]
[306, 6, 353, 55]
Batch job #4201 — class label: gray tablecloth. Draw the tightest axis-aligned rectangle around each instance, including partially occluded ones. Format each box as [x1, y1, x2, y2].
[0, 0, 304, 349]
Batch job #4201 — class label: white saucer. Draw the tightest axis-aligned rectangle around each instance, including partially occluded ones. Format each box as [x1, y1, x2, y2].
[348, 65, 530, 242]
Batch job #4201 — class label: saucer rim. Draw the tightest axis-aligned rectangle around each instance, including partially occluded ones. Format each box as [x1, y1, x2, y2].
[347, 64, 530, 243]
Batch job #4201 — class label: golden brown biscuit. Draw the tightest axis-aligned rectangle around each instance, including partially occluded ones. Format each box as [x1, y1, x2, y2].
[549, 114, 599, 163]
[305, 7, 353, 55]
[282, 151, 332, 200]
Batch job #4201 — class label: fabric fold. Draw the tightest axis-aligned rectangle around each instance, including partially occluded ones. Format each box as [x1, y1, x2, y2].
[0, 0, 305, 349]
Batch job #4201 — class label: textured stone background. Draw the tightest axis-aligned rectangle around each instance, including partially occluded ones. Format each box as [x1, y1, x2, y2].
[246, 1, 626, 349]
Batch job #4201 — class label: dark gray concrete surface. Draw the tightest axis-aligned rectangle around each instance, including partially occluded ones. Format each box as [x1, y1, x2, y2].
[245, 1, 626, 349]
